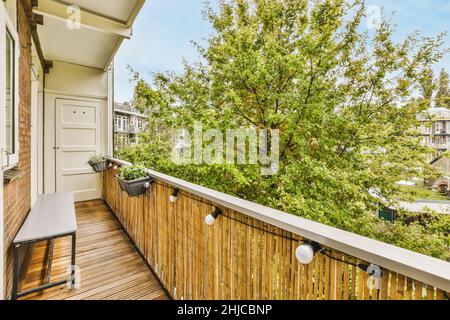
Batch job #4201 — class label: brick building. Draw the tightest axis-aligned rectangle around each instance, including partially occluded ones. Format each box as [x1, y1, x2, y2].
[0, 0, 144, 299]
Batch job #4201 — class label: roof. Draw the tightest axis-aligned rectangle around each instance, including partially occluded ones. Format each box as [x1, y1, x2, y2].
[34, 0, 145, 70]
[417, 107, 450, 121]
[114, 102, 147, 117]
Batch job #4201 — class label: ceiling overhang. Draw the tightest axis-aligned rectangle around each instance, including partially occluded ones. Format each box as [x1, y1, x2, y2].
[32, 0, 145, 71]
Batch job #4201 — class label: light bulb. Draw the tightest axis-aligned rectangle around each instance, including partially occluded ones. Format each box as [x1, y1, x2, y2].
[108, 163, 113, 168]
[113, 165, 118, 170]
[169, 189, 179, 203]
[295, 242, 320, 264]
[205, 214, 216, 225]
[205, 208, 222, 226]
[144, 182, 150, 189]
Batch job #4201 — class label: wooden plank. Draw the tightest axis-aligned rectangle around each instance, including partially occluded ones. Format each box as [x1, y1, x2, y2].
[21, 197, 168, 300]
[342, 255, 349, 300]
[414, 281, 423, 300]
[89, 166, 449, 301]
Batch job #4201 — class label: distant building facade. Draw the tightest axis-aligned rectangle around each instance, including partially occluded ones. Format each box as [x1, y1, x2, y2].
[114, 102, 147, 154]
[417, 107, 450, 156]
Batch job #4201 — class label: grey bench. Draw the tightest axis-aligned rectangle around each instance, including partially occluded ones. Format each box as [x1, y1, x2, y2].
[12, 192, 77, 300]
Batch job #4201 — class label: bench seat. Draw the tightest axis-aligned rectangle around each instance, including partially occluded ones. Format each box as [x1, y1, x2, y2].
[11, 192, 77, 300]
[14, 192, 77, 244]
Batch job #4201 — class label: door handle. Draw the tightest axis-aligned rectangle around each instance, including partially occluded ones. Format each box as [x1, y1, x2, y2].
[53, 147, 60, 150]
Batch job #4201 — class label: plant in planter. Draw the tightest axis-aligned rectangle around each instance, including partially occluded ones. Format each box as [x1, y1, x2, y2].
[87, 154, 108, 173]
[116, 164, 152, 197]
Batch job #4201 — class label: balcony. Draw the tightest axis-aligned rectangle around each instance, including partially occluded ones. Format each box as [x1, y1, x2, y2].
[12, 157, 449, 300]
[114, 125, 143, 134]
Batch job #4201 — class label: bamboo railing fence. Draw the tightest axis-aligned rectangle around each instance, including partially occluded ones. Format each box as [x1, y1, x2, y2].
[103, 164, 449, 300]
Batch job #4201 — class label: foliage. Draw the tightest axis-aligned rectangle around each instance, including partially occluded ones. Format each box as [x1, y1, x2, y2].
[121, 0, 450, 260]
[118, 164, 148, 181]
[398, 185, 449, 201]
[418, 67, 435, 108]
[88, 154, 106, 164]
[435, 68, 450, 108]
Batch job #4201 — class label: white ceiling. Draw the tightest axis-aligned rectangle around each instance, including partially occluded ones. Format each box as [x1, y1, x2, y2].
[37, 18, 118, 69]
[57, 0, 141, 25]
[34, 0, 145, 70]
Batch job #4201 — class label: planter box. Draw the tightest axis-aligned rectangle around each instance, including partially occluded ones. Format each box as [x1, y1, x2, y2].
[116, 175, 152, 197]
[88, 160, 108, 173]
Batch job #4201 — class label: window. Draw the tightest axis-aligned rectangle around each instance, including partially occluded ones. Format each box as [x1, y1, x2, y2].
[2, 3, 19, 168]
[114, 115, 130, 132]
[5, 30, 14, 155]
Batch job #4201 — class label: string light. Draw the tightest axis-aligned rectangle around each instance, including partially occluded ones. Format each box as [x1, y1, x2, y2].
[127, 178, 377, 273]
[295, 241, 321, 264]
[169, 189, 179, 203]
[205, 208, 222, 225]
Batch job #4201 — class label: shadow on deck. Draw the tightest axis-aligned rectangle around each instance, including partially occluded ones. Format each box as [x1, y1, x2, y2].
[21, 199, 169, 300]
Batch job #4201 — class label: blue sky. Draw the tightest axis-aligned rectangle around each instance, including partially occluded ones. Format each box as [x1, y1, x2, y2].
[114, 0, 450, 103]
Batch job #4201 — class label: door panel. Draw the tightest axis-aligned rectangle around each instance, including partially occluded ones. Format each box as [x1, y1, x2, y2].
[55, 99, 102, 201]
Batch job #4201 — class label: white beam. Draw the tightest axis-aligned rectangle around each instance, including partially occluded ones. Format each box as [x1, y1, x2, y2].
[103, 37, 124, 71]
[126, 0, 145, 27]
[107, 63, 114, 156]
[33, 0, 132, 39]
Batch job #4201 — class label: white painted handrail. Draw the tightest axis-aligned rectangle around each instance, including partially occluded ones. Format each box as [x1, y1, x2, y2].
[108, 157, 450, 292]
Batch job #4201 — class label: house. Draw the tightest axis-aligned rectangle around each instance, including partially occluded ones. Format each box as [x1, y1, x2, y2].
[0, 0, 448, 301]
[417, 107, 450, 156]
[114, 101, 147, 153]
[417, 107, 450, 188]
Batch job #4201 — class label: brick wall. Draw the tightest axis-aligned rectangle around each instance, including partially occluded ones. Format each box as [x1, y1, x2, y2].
[3, 0, 32, 298]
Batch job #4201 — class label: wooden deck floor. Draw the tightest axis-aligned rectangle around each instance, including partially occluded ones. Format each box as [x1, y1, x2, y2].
[21, 199, 169, 300]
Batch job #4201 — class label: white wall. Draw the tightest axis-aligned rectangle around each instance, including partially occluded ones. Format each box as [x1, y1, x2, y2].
[43, 61, 108, 197]
[30, 48, 42, 206]
[45, 61, 108, 97]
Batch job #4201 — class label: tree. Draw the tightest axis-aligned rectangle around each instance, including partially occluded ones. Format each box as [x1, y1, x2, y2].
[418, 67, 434, 108]
[122, 0, 449, 259]
[435, 68, 450, 108]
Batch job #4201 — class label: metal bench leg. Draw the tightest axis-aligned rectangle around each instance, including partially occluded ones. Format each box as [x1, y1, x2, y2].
[11, 244, 20, 300]
[70, 233, 76, 288]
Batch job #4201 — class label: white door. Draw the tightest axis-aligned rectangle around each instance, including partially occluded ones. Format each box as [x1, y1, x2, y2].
[30, 67, 39, 206]
[55, 98, 102, 202]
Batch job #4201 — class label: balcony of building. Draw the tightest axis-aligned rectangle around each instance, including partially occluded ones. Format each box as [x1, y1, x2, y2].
[114, 124, 144, 134]
[1, 0, 449, 301]
[16, 158, 448, 300]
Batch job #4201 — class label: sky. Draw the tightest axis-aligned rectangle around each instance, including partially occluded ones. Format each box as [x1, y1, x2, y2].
[114, 0, 450, 103]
